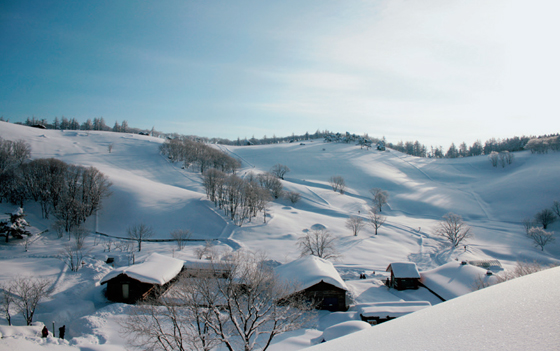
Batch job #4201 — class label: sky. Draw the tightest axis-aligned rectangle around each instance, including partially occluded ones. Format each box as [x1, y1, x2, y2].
[1, 0, 559, 147]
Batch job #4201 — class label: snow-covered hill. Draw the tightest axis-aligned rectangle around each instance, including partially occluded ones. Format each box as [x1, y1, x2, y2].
[0, 121, 559, 350]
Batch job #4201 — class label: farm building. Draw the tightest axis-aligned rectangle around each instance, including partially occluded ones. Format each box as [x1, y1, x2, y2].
[100, 253, 184, 303]
[358, 301, 432, 325]
[275, 256, 348, 311]
[183, 258, 231, 278]
[386, 262, 421, 290]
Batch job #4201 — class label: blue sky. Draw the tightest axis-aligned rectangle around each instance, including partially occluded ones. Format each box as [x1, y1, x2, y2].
[1, 0, 559, 147]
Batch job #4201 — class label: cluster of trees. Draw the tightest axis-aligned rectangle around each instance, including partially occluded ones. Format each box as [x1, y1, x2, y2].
[202, 170, 272, 226]
[488, 151, 514, 168]
[1, 276, 52, 326]
[522, 202, 558, 251]
[13, 116, 158, 136]
[0, 138, 112, 236]
[329, 176, 346, 194]
[343, 188, 388, 237]
[202, 163, 300, 226]
[524, 135, 560, 154]
[122, 251, 314, 351]
[160, 138, 241, 174]
[388, 136, 533, 159]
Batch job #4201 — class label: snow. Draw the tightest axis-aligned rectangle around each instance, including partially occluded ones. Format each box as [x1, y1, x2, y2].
[357, 301, 431, 318]
[275, 256, 348, 293]
[308, 266, 560, 351]
[420, 261, 499, 301]
[386, 262, 421, 278]
[0, 122, 559, 350]
[100, 253, 183, 285]
[310, 320, 371, 344]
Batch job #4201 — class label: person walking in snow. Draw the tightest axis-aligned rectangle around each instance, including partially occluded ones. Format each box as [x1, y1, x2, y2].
[42, 325, 49, 338]
[59, 325, 66, 340]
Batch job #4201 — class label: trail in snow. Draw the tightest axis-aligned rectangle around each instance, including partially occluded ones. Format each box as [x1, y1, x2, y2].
[216, 144, 255, 169]
[392, 152, 434, 181]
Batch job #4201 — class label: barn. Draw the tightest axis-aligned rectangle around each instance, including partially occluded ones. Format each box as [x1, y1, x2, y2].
[100, 253, 184, 303]
[386, 262, 421, 290]
[275, 256, 348, 311]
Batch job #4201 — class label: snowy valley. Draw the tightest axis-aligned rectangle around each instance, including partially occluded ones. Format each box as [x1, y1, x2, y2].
[0, 121, 559, 350]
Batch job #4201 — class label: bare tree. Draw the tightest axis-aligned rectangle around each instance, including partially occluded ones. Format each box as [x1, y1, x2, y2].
[297, 229, 339, 260]
[435, 212, 472, 247]
[270, 164, 290, 180]
[368, 207, 387, 235]
[195, 240, 217, 260]
[171, 229, 192, 251]
[201, 168, 226, 205]
[488, 151, 499, 167]
[285, 191, 301, 205]
[370, 188, 388, 212]
[522, 217, 538, 236]
[59, 244, 88, 272]
[499, 151, 514, 167]
[71, 225, 89, 249]
[257, 172, 283, 199]
[127, 223, 154, 252]
[345, 216, 365, 236]
[329, 176, 346, 194]
[10, 276, 52, 325]
[534, 208, 557, 229]
[0, 282, 15, 325]
[552, 200, 560, 218]
[122, 251, 314, 351]
[52, 220, 65, 238]
[527, 227, 555, 251]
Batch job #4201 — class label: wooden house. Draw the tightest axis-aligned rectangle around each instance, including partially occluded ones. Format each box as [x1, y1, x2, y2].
[275, 256, 348, 311]
[100, 253, 184, 303]
[386, 262, 421, 290]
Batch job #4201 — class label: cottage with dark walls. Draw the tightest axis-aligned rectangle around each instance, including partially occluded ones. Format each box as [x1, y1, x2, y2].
[275, 256, 348, 311]
[100, 253, 184, 303]
[386, 262, 421, 290]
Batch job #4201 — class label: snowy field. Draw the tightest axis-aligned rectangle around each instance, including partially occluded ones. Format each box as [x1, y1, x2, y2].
[0, 121, 559, 350]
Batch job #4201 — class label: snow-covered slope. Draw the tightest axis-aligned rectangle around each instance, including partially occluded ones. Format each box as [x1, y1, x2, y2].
[308, 266, 560, 351]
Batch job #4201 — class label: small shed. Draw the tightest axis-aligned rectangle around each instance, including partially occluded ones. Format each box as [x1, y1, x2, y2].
[358, 301, 431, 325]
[100, 253, 184, 303]
[386, 262, 421, 290]
[275, 256, 348, 311]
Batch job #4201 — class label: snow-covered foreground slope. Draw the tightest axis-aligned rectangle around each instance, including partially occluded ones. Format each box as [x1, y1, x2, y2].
[309, 266, 560, 351]
[1, 121, 559, 350]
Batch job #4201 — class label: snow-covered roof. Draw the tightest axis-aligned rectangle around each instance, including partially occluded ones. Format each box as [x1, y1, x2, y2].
[420, 261, 498, 300]
[386, 262, 420, 279]
[275, 256, 348, 294]
[357, 301, 431, 318]
[100, 253, 184, 286]
[308, 266, 560, 351]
